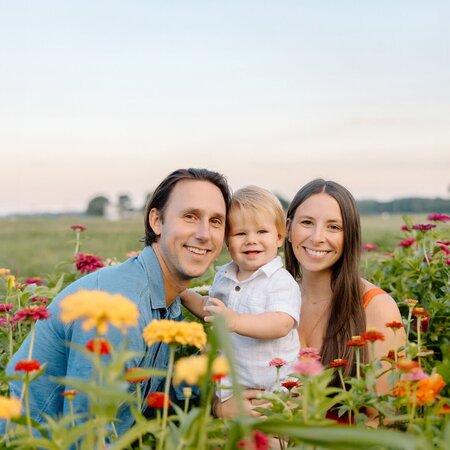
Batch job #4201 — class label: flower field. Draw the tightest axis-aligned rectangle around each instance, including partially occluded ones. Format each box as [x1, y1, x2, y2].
[0, 215, 449, 449]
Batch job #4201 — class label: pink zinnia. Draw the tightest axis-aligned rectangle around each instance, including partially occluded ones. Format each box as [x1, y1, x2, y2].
[399, 237, 415, 248]
[11, 305, 50, 323]
[75, 253, 104, 273]
[405, 368, 429, 382]
[30, 296, 48, 305]
[436, 243, 450, 256]
[427, 213, 450, 222]
[412, 223, 436, 232]
[292, 358, 324, 376]
[0, 304, 13, 313]
[70, 224, 87, 231]
[299, 347, 321, 360]
[25, 277, 43, 285]
[269, 357, 287, 368]
[362, 243, 377, 251]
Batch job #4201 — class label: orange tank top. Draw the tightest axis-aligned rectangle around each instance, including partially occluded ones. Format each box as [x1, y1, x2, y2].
[363, 287, 386, 308]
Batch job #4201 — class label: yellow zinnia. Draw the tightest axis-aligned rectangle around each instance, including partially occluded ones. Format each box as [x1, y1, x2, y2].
[142, 319, 207, 349]
[173, 354, 208, 385]
[0, 396, 22, 419]
[0, 268, 11, 277]
[211, 355, 229, 382]
[59, 290, 139, 335]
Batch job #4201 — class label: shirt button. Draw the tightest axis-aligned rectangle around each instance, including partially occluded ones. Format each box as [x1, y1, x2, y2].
[235, 286, 240, 292]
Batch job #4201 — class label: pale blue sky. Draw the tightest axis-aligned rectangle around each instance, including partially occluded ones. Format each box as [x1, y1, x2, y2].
[1, 1, 449, 214]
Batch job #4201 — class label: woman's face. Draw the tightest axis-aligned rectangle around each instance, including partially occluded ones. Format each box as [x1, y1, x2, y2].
[289, 192, 344, 274]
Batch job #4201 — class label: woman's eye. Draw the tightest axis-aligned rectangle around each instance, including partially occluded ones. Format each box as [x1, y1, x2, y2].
[301, 220, 313, 226]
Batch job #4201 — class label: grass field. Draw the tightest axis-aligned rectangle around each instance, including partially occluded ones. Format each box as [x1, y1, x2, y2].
[0, 213, 430, 278]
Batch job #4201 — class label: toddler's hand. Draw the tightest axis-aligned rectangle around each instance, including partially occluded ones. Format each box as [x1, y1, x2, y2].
[204, 297, 239, 331]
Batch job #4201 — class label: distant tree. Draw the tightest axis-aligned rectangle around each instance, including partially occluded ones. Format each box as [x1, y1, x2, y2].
[118, 194, 133, 214]
[86, 196, 109, 216]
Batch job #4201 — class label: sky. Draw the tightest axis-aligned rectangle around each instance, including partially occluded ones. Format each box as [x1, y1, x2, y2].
[0, 1, 449, 215]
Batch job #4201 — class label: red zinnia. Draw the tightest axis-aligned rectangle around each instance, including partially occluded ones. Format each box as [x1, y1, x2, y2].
[281, 380, 299, 390]
[330, 358, 348, 368]
[386, 321, 403, 330]
[401, 225, 410, 231]
[85, 338, 111, 355]
[346, 336, 366, 347]
[70, 224, 87, 231]
[30, 296, 48, 305]
[61, 390, 78, 400]
[412, 224, 436, 232]
[398, 238, 415, 248]
[75, 253, 104, 273]
[11, 305, 50, 323]
[361, 328, 385, 342]
[146, 392, 171, 409]
[412, 307, 429, 317]
[436, 243, 450, 256]
[15, 359, 42, 372]
[236, 430, 270, 450]
[427, 213, 450, 222]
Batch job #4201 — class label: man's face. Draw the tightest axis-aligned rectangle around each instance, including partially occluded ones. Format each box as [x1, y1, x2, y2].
[150, 179, 227, 282]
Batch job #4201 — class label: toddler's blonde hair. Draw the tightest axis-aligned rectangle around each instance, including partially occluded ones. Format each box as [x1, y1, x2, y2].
[228, 185, 286, 238]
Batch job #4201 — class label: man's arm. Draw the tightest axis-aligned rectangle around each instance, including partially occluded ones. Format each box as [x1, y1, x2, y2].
[204, 298, 295, 339]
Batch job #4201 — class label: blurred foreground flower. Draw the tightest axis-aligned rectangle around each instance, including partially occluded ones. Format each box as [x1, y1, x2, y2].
[212, 355, 229, 382]
[427, 213, 450, 222]
[60, 290, 139, 335]
[75, 253, 104, 274]
[0, 396, 22, 419]
[174, 354, 207, 385]
[146, 392, 171, 409]
[15, 359, 42, 373]
[236, 430, 270, 450]
[142, 319, 206, 349]
[86, 337, 111, 355]
[25, 277, 43, 285]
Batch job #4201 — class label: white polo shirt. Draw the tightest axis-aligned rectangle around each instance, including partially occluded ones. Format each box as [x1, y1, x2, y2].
[209, 256, 301, 400]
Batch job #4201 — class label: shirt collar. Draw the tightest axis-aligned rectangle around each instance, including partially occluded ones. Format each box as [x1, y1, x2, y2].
[138, 246, 181, 317]
[217, 255, 283, 282]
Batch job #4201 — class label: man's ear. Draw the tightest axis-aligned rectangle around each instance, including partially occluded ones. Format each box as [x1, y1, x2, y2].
[149, 208, 162, 237]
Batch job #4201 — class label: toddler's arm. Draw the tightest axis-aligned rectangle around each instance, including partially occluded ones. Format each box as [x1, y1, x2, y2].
[180, 289, 208, 320]
[205, 298, 294, 339]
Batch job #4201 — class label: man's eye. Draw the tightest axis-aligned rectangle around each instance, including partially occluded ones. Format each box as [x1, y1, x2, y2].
[211, 218, 223, 227]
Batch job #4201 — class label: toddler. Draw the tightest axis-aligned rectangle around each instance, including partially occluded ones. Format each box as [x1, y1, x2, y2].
[181, 185, 301, 401]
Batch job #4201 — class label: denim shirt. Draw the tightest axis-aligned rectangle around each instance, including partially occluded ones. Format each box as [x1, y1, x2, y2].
[3, 246, 182, 436]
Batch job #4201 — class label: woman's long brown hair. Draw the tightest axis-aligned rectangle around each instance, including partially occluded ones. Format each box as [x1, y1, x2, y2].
[284, 179, 367, 385]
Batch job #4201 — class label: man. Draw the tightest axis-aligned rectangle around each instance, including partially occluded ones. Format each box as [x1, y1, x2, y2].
[4, 168, 231, 435]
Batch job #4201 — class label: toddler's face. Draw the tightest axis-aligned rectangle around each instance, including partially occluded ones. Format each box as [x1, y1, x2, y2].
[226, 209, 283, 280]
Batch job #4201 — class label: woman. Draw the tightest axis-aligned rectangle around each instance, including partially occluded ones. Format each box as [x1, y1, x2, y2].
[285, 178, 406, 396]
[217, 179, 405, 418]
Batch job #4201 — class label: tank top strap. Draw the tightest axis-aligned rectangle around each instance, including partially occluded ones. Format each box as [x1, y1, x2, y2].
[363, 288, 387, 308]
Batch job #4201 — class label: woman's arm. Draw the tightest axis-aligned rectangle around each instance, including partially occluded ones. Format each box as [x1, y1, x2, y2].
[204, 297, 295, 339]
[364, 292, 407, 395]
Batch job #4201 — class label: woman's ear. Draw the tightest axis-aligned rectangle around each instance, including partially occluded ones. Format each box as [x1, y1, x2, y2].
[148, 208, 162, 237]
[286, 218, 292, 242]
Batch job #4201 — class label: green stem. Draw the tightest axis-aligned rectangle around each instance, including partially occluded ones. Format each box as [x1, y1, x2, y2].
[417, 317, 422, 367]
[8, 315, 13, 359]
[158, 345, 175, 450]
[23, 377, 33, 438]
[356, 348, 361, 380]
[406, 309, 413, 344]
[137, 383, 143, 448]
[302, 382, 309, 424]
[393, 330, 398, 362]
[74, 230, 81, 256]
[27, 322, 36, 360]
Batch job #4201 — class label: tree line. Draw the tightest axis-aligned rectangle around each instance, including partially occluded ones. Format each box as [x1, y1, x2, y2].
[86, 194, 450, 217]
